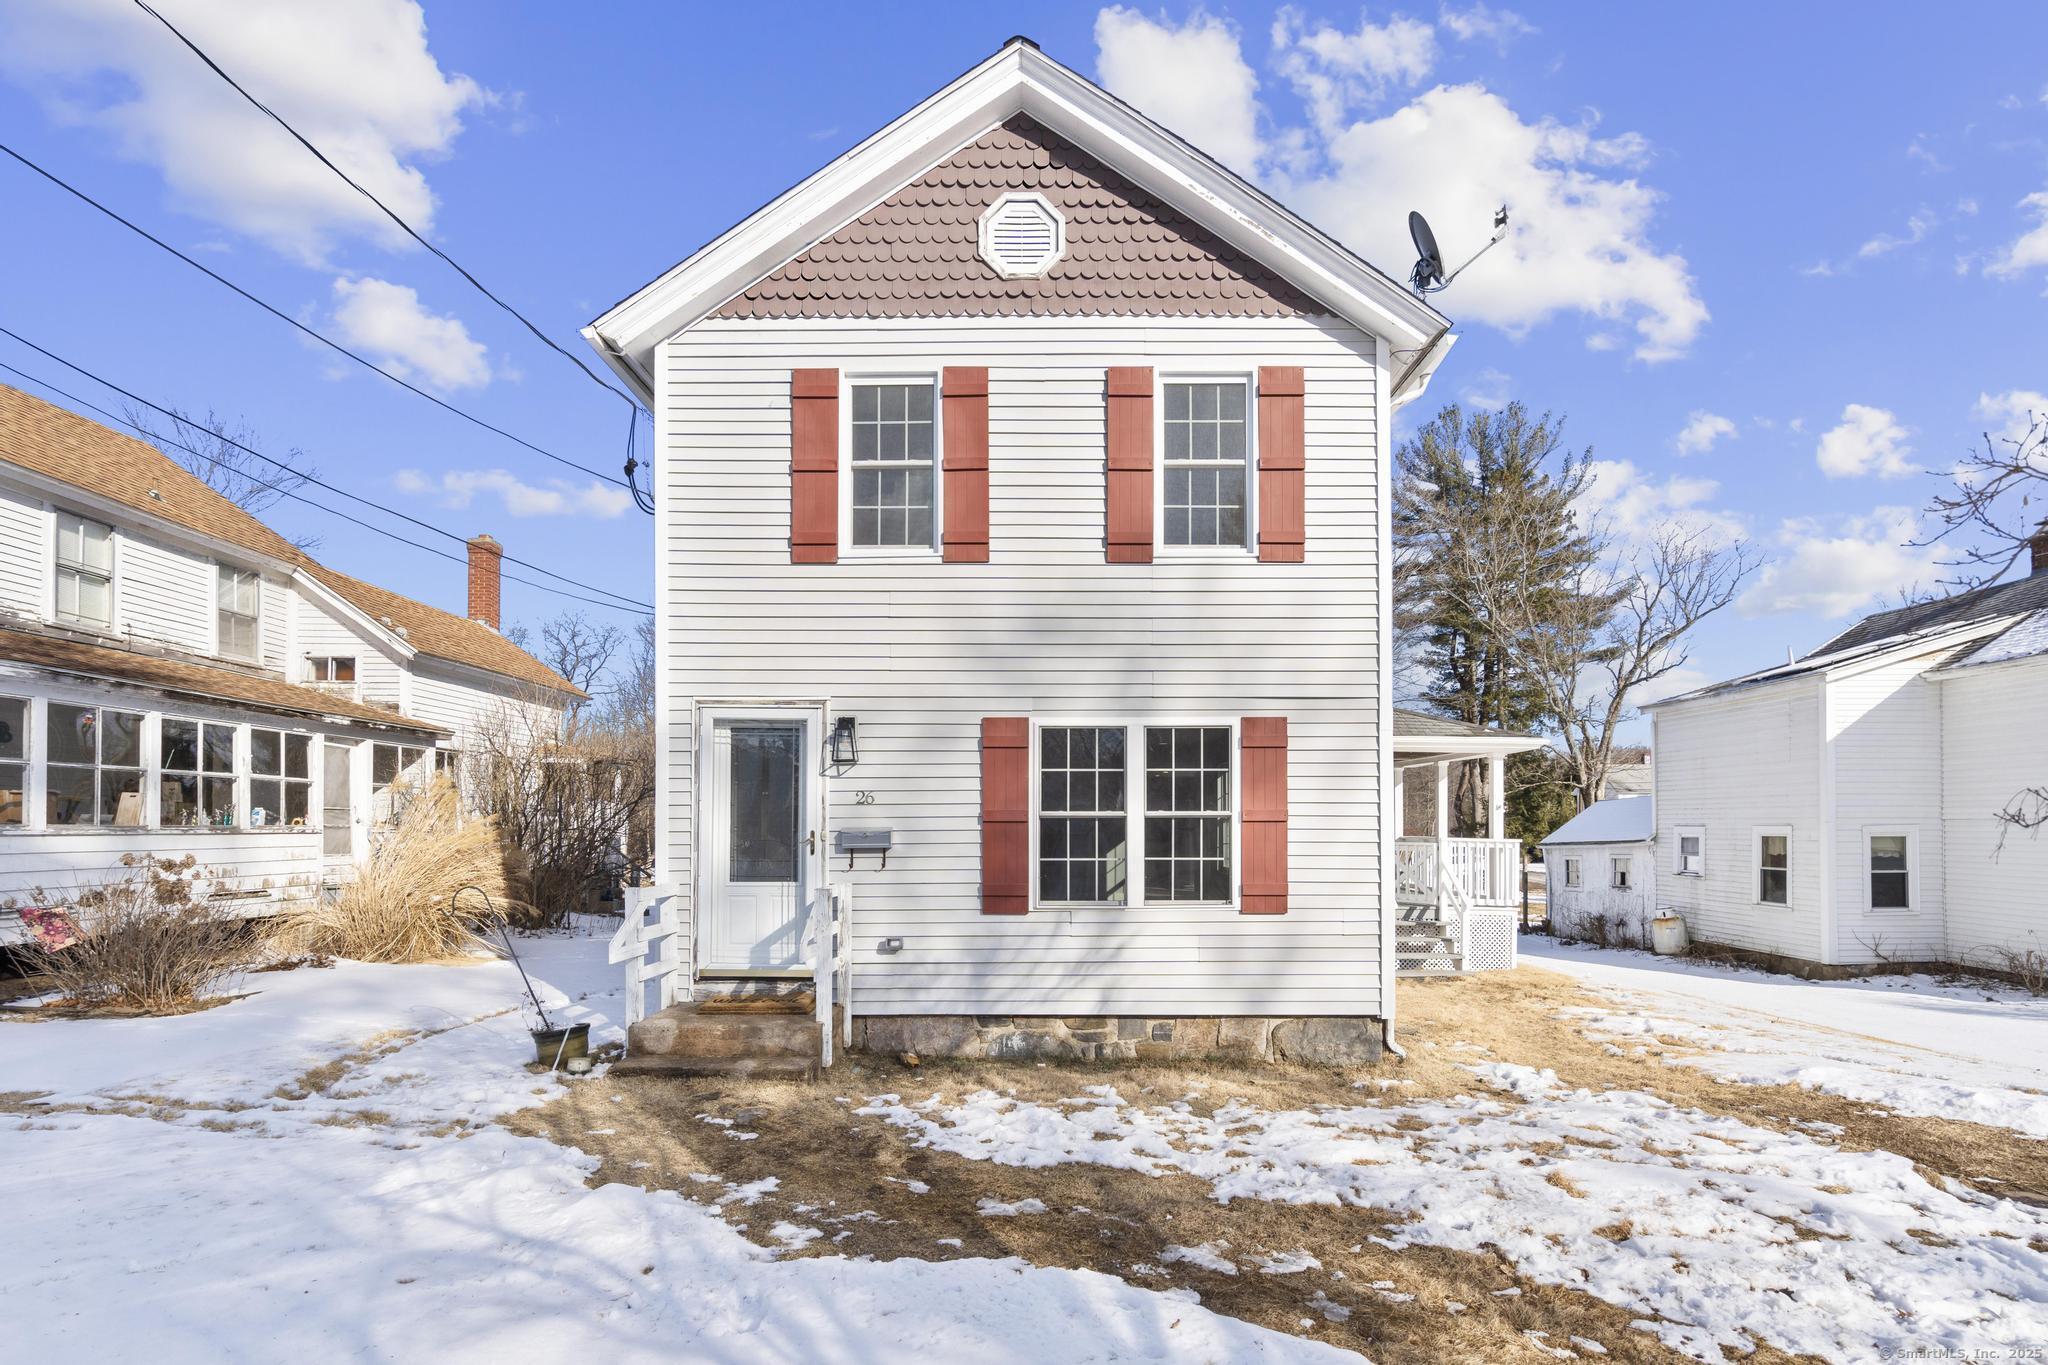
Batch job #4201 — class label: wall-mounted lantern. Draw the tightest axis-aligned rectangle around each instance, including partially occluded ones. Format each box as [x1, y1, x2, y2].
[829, 715, 859, 768]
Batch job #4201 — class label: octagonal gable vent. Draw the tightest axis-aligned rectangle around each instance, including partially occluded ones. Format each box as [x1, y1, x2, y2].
[978, 193, 1065, 279]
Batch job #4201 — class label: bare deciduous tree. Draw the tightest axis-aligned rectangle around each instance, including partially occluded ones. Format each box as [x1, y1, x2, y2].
[1922, 405, 2047, 589]
[506, 611, 627, 712]
[125, 404, 318, 542]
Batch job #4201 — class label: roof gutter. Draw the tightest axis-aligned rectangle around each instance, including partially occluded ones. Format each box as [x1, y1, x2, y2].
[1389, 324, 1455, 409]
[582, 325, 656, 408]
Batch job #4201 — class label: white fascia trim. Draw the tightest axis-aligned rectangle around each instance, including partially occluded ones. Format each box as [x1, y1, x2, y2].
[0, 465, 297, 578]
[583, 43, 1447, 400]
[290, 570, 418, 665]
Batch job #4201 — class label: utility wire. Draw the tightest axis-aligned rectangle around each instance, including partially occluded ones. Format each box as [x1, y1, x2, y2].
[0, 329, 653, 615]
[0, 141, 627, 490]
[127, 0, 657, 516]
[0, 360, 650, 619]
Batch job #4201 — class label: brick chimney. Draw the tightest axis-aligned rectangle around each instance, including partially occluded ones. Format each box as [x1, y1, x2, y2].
[2031, 520, 2048, 578]
[466, 533, 502, 629]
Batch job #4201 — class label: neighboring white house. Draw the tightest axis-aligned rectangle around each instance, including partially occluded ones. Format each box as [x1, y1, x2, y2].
[0, 383, 583, 933]
[1539, 796, 1655, 945]
[585, 37, 1544, 1066]
[1647, 540, 2048, 974]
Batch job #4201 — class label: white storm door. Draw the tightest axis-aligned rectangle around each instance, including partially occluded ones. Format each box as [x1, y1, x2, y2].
[705, 718, 809, 971]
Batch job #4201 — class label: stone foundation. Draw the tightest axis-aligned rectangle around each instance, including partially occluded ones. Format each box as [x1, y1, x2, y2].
[851, 1014, 1383, 1066]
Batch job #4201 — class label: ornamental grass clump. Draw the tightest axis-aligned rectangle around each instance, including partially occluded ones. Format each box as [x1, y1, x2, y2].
[270, 777, 517, 963]
[17, 854, 250, 1015]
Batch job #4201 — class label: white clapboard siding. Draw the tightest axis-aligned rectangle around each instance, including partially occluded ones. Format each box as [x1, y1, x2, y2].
[1544, 843, 1655, 940]
[1652, 678, 1826, 961]
[115, 529, 213, 652]
[0, 828, 322, 942]
[406, 661, 555, 749]
[1939, 659, 2048, 966]
[660, 315, 1386, 1018]
[261, 576, 291, 669]
[0, 481, 45, 619]
[295, 593, 405, 705]
[1826, 647, 1951, 963]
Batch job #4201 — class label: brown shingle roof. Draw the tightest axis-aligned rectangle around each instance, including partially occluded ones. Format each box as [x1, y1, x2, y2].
[0, 627, 445, 733]
[715, 115, 1330, 320]
[0, 383, 580, 695]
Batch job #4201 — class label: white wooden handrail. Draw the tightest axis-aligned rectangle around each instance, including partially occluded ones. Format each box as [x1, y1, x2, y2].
[612, 886, 687, 1029]
[803, 882, 853, 1068]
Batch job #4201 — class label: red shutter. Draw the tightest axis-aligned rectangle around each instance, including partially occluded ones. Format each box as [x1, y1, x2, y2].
[1257, 366, 1305, 563]
[790, 368, 838, 564]
[981, 717, 1030, 914]
[1105, 366, 1154, 564]
[1240, 717, 1288, 914]
[943, 366, 990, 563]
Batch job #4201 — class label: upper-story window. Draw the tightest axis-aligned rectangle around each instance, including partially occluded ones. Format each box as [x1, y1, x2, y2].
[218, 565, 260, 661]
[308, 656, 357, 684]
[1161, 379, 1251, 550]
[848, 379, 937, 551]
[54, 510, 114, 627]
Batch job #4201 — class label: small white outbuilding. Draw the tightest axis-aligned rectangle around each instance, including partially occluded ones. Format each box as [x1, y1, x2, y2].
[1540, 796, 1656, 946]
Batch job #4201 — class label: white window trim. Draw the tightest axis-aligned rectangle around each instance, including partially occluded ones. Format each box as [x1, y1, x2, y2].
[1028, 716, 1241, 912]
[1863, 826, 1917, 914]
[1752, 824, 1793, 908]
[1610, 853, 1633, 891]
[1674, 824, 1706, 877]
[214, 563, 263, 663]
[838, 370, 943, 561]
[1562, 856, 1581, 889]
[1154, 370, 1258, 559]
[51, 508, 117, 631]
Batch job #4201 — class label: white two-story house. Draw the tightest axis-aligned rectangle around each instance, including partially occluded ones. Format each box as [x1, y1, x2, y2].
[585, 39, 1538, 1067]
[0, 382, 582, 929]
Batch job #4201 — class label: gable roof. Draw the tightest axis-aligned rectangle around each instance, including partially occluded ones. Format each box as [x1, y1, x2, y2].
[1540, 796, 1652, 847]
[1808, 573, 2048, 657]
[586, 38, 1452, 404]
[1643, 616, 2010, 711]
[717, 115, 1327, 321]
[0, 626, 444, 734]
[0, 383, 581, 697]
[1935, 608, 2048, 672]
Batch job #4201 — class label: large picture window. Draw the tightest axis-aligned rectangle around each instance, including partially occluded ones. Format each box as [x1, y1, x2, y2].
[848, 379, 936, 550]
[1161, 379, 1250, 550]
[161, 718, 236, 827]
[218, 565, 260, 661]
[54, 510, 114, 627]
[249, 728, 313, 828]
[46, 703, 143, 827]
[1032, 721, 1234, 908]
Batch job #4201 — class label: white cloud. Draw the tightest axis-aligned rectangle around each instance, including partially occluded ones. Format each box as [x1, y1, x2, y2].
[1438, 3, 1535, 49]
[1459, 367, 1511, 410]
[1857, 208, 1938, 258]
[1738, 508, 1940, 619]
[1272, 7, 1436, 133]
[0, 0, 490, 265]
[1904, 133, 1946, 172]
[1579, 458, 1741, 544]
[1987, 191, 2048, 279]
[331, 276, 491, 391]
[1815, 404, 1916, 479]
[1673, 410, 1736, 456]
[394, 468, 631, 519]
[1093, 8, 1707, 362]
[1093, 8, 1262, 175]
[1974, 389, 2048, 464]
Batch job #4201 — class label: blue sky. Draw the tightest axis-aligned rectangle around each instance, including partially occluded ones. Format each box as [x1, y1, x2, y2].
[1, 1, 2045, 709]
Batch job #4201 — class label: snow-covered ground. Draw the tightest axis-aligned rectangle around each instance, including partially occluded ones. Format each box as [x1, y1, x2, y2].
[0, 925, 1342, 1365]
[1526, 939, 2048, 1137]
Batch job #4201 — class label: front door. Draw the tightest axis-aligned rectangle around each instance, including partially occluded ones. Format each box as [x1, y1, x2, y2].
[704, 717, 811, 972]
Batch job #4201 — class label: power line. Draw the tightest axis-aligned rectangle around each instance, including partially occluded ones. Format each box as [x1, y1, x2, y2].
[0, 140, 628, 490]
[130, 0, 637, 415]
[0, 360, 650, 619]
[0, 330, 653, 615]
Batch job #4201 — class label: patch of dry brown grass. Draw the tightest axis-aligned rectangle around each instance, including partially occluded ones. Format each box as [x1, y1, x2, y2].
[269, 779, 516, 963]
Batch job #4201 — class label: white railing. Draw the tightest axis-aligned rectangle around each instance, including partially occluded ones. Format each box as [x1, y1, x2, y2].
[1394, 837, 1522, 908]
[610, 885, 689, 1029]
[803, 882, 853, 1068]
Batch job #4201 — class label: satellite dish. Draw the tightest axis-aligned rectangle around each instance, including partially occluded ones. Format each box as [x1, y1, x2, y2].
[1408, 211, 1444, 292]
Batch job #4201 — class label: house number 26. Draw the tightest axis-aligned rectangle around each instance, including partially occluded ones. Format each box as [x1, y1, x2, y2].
[852, 791, 876, 805]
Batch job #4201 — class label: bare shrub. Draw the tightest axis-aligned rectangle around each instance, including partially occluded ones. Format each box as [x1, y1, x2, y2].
[1980, 939, 2048, 996]
[271, 777, 513, 962]
[17, 855, 249, 1014]
[469, 690, 653, 927]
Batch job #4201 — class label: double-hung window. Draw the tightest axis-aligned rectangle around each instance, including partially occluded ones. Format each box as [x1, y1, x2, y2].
[161, 719, 236, 826]
[46, 704, 143, 826]
[1611, 855, 1633, 891]
[1161, 379, 1251, 550]
[848, 379, 937, 551]
[1757, 829, 1790, 906]
[1868, 832, 1911, 909]
[1562, 856, 1581, 888]
[1034, 722, 1235, 907]
[218, 566, 260, 661]
[0, 696, 23, 826]
[249, 728, 313, 828]
[54, 511, 114, 627]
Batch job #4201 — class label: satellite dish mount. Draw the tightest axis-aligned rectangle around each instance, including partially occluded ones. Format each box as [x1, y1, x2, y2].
[1408, 205, 1509, 295]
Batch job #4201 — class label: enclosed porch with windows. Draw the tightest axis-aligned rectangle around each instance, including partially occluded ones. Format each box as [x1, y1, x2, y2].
[1392, 709, 1549, 976]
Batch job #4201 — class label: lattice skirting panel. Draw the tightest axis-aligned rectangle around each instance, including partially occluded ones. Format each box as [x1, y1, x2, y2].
[1463, 911, 1520, 972]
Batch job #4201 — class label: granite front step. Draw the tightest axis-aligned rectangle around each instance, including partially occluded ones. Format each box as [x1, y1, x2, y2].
[619, 999, 828, 1079]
